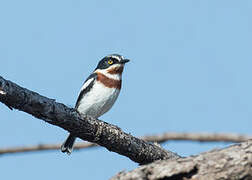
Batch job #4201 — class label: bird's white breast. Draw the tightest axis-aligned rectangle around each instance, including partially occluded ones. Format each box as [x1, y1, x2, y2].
[76, 81, 120, 118]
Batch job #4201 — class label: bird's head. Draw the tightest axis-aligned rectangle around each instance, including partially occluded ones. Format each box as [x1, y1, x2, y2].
[95, 54, 130, 75]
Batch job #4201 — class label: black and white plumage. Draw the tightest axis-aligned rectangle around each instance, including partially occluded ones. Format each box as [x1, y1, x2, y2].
[61, 54, 130, 154]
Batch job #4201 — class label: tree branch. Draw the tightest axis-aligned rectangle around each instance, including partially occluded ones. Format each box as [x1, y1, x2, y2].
[111, 140, 252, 180]
[0, 76, 179, 164]
[0, 142, 96, 155]
[0, 132, 250, 155]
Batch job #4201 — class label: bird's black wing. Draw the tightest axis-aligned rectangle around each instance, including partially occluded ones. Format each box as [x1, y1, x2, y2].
[75, 73, 97, 109]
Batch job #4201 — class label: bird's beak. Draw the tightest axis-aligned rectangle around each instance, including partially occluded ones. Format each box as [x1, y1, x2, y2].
[121, 59, 130, 64]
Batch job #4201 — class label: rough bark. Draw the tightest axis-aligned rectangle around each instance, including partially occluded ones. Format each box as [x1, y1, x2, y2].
[111, 140, 252, 180]
[0, 76, 179, 164]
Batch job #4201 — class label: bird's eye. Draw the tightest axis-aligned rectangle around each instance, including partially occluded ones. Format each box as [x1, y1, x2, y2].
[107, 59, 113, 65]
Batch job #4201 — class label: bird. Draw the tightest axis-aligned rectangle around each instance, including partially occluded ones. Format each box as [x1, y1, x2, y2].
[61, 54, 130, 154]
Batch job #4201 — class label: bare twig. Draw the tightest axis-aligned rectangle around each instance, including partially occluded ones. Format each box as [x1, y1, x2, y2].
[0, 142, 97, 155]
[142, 132, 252, 143]
[0, 132, 250, 155]
[0, 76, 179, 164]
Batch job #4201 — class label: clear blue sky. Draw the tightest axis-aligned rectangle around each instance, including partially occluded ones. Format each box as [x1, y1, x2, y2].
[0, 1, 252, 179]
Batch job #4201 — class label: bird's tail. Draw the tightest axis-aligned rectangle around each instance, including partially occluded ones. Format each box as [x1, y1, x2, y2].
[61, 134, 76, 155]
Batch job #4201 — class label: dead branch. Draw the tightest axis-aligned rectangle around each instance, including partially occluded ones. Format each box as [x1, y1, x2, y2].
[111, 140, 252, 180]
[0, 132, 250, 155]
[143, 132, 251, 143]
[0, 142, 96, 155]
[0, 76, 179, 164]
